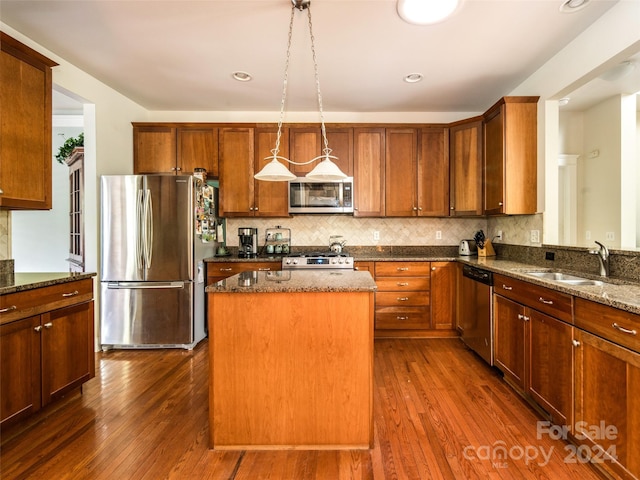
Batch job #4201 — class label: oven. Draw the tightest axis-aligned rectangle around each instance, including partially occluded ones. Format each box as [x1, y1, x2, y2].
[282, 252, 354, 270]
[459, 264, 494, 365]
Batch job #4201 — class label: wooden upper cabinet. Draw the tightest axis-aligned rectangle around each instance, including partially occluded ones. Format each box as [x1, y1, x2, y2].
[418, 127, 449, 217]
[177, 126, 219, 176]
[288, 126, 353, 177]
[134, 124, 219, 176]
[483, 97, 538, 215]
[449, 118, 483, 216]
[254, 127, 290, 217]
[219, 127, 255, 216]
[385, 128, 418, 216]
[0, 32, 57, 210]
[353, 128, 385, 217]
[133, 125, 177, 174]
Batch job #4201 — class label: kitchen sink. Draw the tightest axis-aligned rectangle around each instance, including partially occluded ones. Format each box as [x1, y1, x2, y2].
[525, 271, 604, 286]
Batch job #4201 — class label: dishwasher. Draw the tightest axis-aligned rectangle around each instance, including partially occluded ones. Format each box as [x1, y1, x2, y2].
[459, 264, 494, 365]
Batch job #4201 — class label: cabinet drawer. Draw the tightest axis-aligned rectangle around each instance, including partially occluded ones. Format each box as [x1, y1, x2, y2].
[375, 291, 429, 307]
[375, 262, 431, 277]
[0, 279, 93, 324]
[376, 277, 430, 292]
[493, 274, 573, 323]
[575, 298, 640, 354]
[375, 306, 430, 330]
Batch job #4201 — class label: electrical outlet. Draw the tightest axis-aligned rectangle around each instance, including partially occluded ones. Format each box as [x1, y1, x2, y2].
[586, 230, 591, 240]
[373, 231, 380, 241]
[530, 230, 540, 244]
[435, 230, 442, 240]
[606, 232, 615, 241]
[496, 230, 503, 241]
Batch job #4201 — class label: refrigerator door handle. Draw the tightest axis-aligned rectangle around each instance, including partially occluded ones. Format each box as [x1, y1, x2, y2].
[143, 188, 153, 268]
[106, 281, 185, 289]
[136, 189, 145, 269]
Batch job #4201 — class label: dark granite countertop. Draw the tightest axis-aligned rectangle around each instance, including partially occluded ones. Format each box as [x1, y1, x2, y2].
[206, 269, 377, 294]
[0, 272, 96, 296]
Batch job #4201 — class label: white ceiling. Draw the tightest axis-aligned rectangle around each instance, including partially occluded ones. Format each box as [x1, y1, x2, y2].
[2, 0, 638, 115]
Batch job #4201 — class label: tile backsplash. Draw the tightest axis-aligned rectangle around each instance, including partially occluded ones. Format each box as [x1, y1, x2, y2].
[0, 211, 10, 260]
[226, 214, 543, 248]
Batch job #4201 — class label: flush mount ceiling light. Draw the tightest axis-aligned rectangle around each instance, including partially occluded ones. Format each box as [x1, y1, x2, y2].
[232, 71, 252, 82]
[397, 0, 461, 25]
[559, 0, 590, 13]
[404, 73, 424, 83]
[254, 0, 347, 182]
[558, 97, 571, 106]
[598, 61, 637, 82]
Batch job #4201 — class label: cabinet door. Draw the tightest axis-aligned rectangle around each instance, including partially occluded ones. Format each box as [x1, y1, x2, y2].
[493, 294, 527, 390]
[353, 128, 385, 217]
[177, 127, 219, 176]
[41, 301, 95, 405]
[385, 128, 418, 216]
[418, 127, 449, 217]
[288, 127, 321, 176]
[574, 330, 640, 479]
[255, 127, 290, 217]
[133, 126, 177, 174]
[219, 128, 255, 216]
[430, 262, 455, 330]
[449, 119, 483, 216]
[0, 316, 42, 426]
[483, 106, 505, 214]
[326, 127, 354, 177]
[528, 310, 573, 426]
[0, 33, 56, 210]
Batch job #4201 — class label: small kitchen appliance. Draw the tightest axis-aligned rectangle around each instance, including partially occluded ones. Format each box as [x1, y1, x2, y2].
[238, 227, 258, 258]
[282, 252, 354, 270]
[459, 239, 478, 256]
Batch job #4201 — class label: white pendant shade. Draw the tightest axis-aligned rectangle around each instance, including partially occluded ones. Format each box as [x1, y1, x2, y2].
[306, 157, 348, 180]
[254, 158, 297, 182]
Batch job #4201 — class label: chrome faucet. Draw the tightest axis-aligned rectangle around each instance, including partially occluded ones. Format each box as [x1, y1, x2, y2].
[589, 241, 610, 277]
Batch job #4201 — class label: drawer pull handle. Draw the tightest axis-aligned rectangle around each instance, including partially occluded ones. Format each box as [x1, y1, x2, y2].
[62, 290, 79, 297]
[44, 322, 53, 329]
[397, 267, 409, 271]
[396, 316, 409, 320]
[538, 297, 554, 305]
[572, 339, 581, 347]
[396, 282, 409, 286]
[258, 268, 271, 271]
[397, 297, 409, 301]
[502, 285, 513, 291]
[0, 305, 17, 314]
[518, 314, 524, 320]
[34, 325, 42, 332]
[220, 268, 233, 272]
[612, 323, 637, 336]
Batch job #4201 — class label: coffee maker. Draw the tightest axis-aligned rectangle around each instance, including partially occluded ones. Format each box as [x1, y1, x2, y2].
[238, 227, 258, 258]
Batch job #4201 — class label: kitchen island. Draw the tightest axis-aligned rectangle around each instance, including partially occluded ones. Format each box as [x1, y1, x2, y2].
[206, 269, 376, 450]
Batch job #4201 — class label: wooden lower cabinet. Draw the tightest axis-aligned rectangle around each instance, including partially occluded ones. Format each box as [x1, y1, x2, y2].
[493, 282, 573, 426]
[0, 279, 95, 428]
[574, 298, 640, 480]
[373, 261, 456, 337]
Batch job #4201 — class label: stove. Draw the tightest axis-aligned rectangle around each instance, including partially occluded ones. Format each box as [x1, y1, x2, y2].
[282, 252, 354, 270]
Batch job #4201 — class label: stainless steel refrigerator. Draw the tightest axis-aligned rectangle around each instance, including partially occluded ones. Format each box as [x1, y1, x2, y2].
[100, 175, 217, 349]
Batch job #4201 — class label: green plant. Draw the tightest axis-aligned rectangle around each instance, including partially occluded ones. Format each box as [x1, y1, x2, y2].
[56, 132, 84, 164]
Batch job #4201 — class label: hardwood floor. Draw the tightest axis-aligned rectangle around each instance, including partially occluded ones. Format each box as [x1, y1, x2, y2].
[1, 338, 606, 480]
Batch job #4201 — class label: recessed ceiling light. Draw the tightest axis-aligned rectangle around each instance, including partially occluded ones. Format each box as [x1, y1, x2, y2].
[559, 0, 590, 13]
[558, 97, 570, 106]
[404, 73, 424, 83]
[232, 71, 252, 82]
[397, 0, 462, 25]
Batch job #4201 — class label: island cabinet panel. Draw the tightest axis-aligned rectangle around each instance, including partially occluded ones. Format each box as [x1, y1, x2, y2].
[353, 128, 385, 217]
[209, 291, 373, 449]
[0, 32, 57, 210]
[449, 118, 483, 216]
[573, 298, 640, 480]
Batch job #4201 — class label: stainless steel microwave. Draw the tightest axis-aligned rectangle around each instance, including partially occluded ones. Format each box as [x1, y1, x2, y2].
[288, 177, 354, 214]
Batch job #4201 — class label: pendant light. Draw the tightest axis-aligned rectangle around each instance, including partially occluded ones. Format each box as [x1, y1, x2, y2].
[254, 0, 348, 182]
